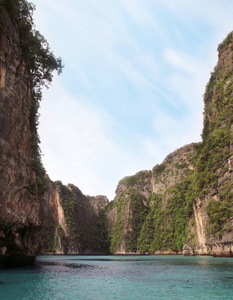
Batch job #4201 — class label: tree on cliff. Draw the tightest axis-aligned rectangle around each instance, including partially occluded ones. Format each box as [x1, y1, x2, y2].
[0, 0, 63, 88]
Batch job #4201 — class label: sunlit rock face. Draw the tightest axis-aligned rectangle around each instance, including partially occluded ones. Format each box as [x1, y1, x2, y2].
[41, 181, 110, 255]
[0, 17, 42, 267]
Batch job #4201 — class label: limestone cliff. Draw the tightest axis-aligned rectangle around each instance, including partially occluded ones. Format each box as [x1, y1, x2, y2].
[115, 143, 196, 201]
[106, 33, 233, 256]
[192, 33, 233, 256]
[106, 144, 196, 254]
[87, 195, 109, 215]
[41, 181, 110, 254]
[0, 1, 62, 267]
[0, 1, 110, 263]
[0, 12, 42, 267]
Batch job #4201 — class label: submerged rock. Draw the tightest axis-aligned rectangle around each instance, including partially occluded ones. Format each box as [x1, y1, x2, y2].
[183, 245, 195, 256]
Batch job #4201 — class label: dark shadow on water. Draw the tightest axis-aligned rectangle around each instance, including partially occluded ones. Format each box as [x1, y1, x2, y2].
[66, 258, 139, 262]
[35, 255, 233, 275]
[35, 260, 94, 270]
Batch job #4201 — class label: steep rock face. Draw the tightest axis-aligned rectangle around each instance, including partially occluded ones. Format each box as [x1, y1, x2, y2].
[116, 170, 152, 199]
[41, 181, 110, 254]
[40, 182, 68, 254]
[115, 143, 196, 200]
[0, 16, 42, 267]
[192, 198, 209, 254]
[192, 33, 233, 256]
[151, 143, 196, 196]
[106, 190, 147, 254]
[87, 195, 109, 215]
[107, 144, 196, 254]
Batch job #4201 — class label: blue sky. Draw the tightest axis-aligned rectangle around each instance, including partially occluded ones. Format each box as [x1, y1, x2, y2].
[32, 0, 233, 200]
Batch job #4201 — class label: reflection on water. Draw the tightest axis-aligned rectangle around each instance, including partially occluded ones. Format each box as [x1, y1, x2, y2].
[1, 255, 233, 299]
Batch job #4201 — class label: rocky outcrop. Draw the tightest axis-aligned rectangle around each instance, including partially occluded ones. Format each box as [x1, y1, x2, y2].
[183, 245, 195, 256]
[115, 170, 152, 199]
[0, 15, 42, 267]
[87, 195, 109, 215]
[151, 143, 196, 196]
[115, 143, 196, 200]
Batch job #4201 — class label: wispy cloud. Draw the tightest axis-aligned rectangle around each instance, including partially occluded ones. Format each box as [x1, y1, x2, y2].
[33, 0, 233, 199]
[39, 80, 152, 199]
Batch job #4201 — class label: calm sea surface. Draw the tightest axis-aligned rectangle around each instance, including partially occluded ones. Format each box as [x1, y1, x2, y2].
[1, 255, 233, 299]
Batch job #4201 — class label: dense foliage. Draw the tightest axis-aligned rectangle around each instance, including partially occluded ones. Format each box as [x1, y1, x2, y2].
[110, 177, 195, 254]
[110, 190, 147, 253]
[137, 181, 193, 253]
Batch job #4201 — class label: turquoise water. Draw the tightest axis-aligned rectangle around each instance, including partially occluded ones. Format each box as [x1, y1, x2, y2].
[1, 255, 233, 299]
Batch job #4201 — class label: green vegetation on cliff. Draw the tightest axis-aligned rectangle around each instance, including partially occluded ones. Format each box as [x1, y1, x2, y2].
[137, 180, 193, 253]
[0, 0, 63, 200]
[41, 181, 110, 254]
[116, 171, 152, 193]
[110, 175, 195, 254]
[194, 32, 233, 237]
[110, 190, 147, 253]
[40, 215, 59, 253]
[206, 183, 233, 237]
[108, 32, 233, 253]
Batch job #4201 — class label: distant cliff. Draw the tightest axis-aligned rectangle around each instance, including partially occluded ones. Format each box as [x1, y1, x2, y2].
[41, 181, 110, 255]
[106, 143, 197, 254]
[106, 33, 233, 256]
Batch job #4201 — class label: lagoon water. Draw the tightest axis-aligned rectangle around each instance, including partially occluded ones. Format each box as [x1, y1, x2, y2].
[1, 255, 233, 299]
